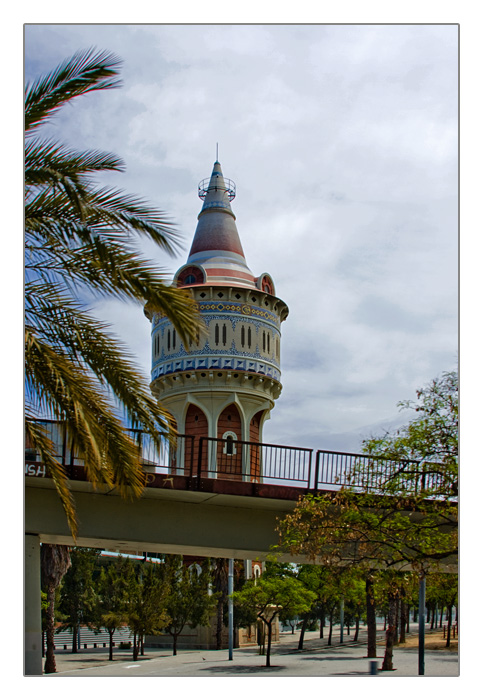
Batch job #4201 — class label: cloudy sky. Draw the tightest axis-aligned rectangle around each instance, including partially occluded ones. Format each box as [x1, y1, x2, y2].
[24, 23, 458, 453]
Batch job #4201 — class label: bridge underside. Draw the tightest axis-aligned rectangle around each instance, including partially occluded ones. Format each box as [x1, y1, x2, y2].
[25, 477, 305, 563]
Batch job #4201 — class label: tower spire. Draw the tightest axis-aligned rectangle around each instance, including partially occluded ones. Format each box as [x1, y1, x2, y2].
[180, 160, 256, 288]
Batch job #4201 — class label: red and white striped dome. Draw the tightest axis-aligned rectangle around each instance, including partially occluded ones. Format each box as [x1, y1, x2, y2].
[175, 161, 259, 290]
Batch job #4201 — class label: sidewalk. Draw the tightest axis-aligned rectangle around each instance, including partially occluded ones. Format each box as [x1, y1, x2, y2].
[46, 624, 458, 676]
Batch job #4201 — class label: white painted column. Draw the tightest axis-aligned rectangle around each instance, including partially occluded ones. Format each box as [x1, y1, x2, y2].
[25, 534, 42, 675]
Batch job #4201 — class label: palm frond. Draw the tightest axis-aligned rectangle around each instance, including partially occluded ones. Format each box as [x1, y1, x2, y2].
[25, 417, 78, 539]
[25, 49, 202, 538]
[25, 48, 122, 132]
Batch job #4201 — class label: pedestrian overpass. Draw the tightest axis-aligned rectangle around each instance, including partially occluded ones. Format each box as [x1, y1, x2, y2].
[25, 426, 456, 675]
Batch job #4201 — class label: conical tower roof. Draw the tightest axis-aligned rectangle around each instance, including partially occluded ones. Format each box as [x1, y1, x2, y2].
[179, 161, 257, 288]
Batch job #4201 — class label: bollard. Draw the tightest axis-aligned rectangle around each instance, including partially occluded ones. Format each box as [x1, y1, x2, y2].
[369, 660, 378, 675]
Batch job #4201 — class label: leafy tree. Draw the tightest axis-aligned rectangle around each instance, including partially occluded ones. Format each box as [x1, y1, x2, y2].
[123, 559, 171, 660]
[426, 573, 458, 647]
[295, 564, 340, 649]
[41, 544, 71, 674]
[276, 372, 458, 667]
[232, 576, 315, 667]
[94, 556, 129, 660]
[58, 547, 99, 651]
[160, 556, 216, 655]
[25, 48, 201, 537]
[341, 569, 367, 643]
[361, 370, 458, 498]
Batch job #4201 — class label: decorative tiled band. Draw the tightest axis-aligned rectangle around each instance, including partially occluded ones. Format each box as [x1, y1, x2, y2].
[152, 356, 281, 381]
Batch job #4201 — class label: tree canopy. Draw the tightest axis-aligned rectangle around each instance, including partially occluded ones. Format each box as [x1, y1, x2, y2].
[277, 372, 458, 573]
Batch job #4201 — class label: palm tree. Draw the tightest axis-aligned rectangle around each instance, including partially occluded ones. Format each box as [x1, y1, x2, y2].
[25, 48, 202, 537]
[41, 544, 71, 674]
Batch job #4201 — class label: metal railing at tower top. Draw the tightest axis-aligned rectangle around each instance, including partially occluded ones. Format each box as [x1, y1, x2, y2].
[25, 420, 453, 497]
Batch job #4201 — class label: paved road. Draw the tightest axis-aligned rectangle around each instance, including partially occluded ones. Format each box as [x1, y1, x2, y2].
[49, 628, 459, 677]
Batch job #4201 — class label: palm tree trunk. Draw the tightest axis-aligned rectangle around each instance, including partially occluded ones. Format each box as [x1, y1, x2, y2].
[41, 544, 71, 675]
[44, 584, 57, 674]
[216, 598, 223, 649]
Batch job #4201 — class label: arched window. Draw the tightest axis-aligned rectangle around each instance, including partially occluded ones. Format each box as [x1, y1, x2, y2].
[241, 325, 245, 348]
[222, 323, 227, 346]
[248, 326, 252, 348]
[172, 329, 176, 350]
[267, 333, 270, 354]
[222, 431, 238, 455]
[215, 323, 220, 346]
[167, 329, 171, 351]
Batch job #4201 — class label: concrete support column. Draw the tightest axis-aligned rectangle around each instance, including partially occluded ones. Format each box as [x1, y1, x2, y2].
[25, 534, 42, 675]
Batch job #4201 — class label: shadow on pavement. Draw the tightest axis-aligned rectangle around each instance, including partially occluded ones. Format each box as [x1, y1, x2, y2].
[300, 655, 365, 662]
[199, 664, 287, 674]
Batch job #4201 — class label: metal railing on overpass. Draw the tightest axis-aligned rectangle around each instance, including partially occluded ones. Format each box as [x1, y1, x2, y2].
[25, 420, 451, 496]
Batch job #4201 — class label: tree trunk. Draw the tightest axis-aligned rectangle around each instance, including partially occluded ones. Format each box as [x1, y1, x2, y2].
[72, 625, 78, 653]
[41, 544, 71, 675]
[109, 629, 114, 661]
[133, 632, 138, 660]
[327, 607, 335, 646]
[366, 577, 377, 659]
[216, 593, 224, 650]
[44, 584, 57, 674]
[399, 601, 407, 644]
[353, 615, 360, 643]
[265, 619, 273, 667]
[298, 614, 309, 650]
[381, 591, 397, 671]
[394, 597, 399, 646]
[319, 603, 325, 638]
[446, 605, 453, 648]
[172, 632, 178, 656]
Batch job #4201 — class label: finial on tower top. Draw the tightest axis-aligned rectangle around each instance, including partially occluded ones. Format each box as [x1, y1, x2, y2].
[216, 142, 219, 162]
